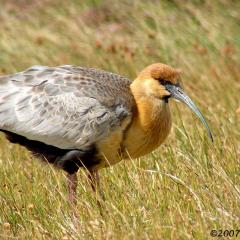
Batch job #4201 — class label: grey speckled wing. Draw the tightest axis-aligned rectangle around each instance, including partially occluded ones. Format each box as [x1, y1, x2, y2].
[0, 65, 134, 150]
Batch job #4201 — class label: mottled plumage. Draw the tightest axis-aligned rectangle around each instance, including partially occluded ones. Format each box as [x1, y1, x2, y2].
[0, 63, 211, 205]
[0, 65, 134, 172]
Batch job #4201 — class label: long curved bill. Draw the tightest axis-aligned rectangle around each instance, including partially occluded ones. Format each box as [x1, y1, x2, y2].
[165, 84, 213, 142]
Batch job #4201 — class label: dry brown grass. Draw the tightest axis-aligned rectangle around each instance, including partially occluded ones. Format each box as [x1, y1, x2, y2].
[0, 0, 239, 239]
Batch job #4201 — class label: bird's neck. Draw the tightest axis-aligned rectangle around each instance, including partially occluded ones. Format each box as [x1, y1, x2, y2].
[123, 82, 172, 158]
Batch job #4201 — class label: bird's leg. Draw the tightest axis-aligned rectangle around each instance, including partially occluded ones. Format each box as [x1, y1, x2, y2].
[88, 170, 100, 193]
[67, 172, 78, 205]
[67, 172, 79, 227]
[88, 170, 105, 213]
[88, 170, 103, 212]
[88, 170, 105, 217]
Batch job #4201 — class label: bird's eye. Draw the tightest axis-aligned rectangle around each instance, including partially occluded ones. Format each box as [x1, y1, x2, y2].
[158, 79, 171, 85]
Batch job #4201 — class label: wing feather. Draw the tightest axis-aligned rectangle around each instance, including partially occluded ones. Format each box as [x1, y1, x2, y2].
[0, 65, 133, 150]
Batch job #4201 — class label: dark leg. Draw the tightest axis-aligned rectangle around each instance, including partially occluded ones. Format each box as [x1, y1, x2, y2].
[88, 170, 99, 192]
[67, 172, 78, 205]
[88, 170, 104, 197]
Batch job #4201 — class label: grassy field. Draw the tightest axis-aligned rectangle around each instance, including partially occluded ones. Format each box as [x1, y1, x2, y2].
[0, 0, 239, 239]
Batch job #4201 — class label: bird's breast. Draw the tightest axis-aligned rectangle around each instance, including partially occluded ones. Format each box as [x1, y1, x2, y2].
[122, 99, 172, 158]
[92, 99, 172, 170]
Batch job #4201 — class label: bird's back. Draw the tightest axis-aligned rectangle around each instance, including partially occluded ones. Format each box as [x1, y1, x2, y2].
[0, 65, 135, 171]
[0, 65, 133, 110]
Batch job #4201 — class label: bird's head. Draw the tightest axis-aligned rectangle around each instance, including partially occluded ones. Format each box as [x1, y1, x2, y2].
[132, 63, 213, 141]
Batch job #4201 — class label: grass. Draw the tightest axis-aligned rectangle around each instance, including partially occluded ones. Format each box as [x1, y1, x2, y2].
[0, 0, 239, 239]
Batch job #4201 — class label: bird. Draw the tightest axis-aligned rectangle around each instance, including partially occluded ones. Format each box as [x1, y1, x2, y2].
[0, 63, 213, 204]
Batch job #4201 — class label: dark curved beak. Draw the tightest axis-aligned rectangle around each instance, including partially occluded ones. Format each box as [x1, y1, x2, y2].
[165, 84, 213, 142]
